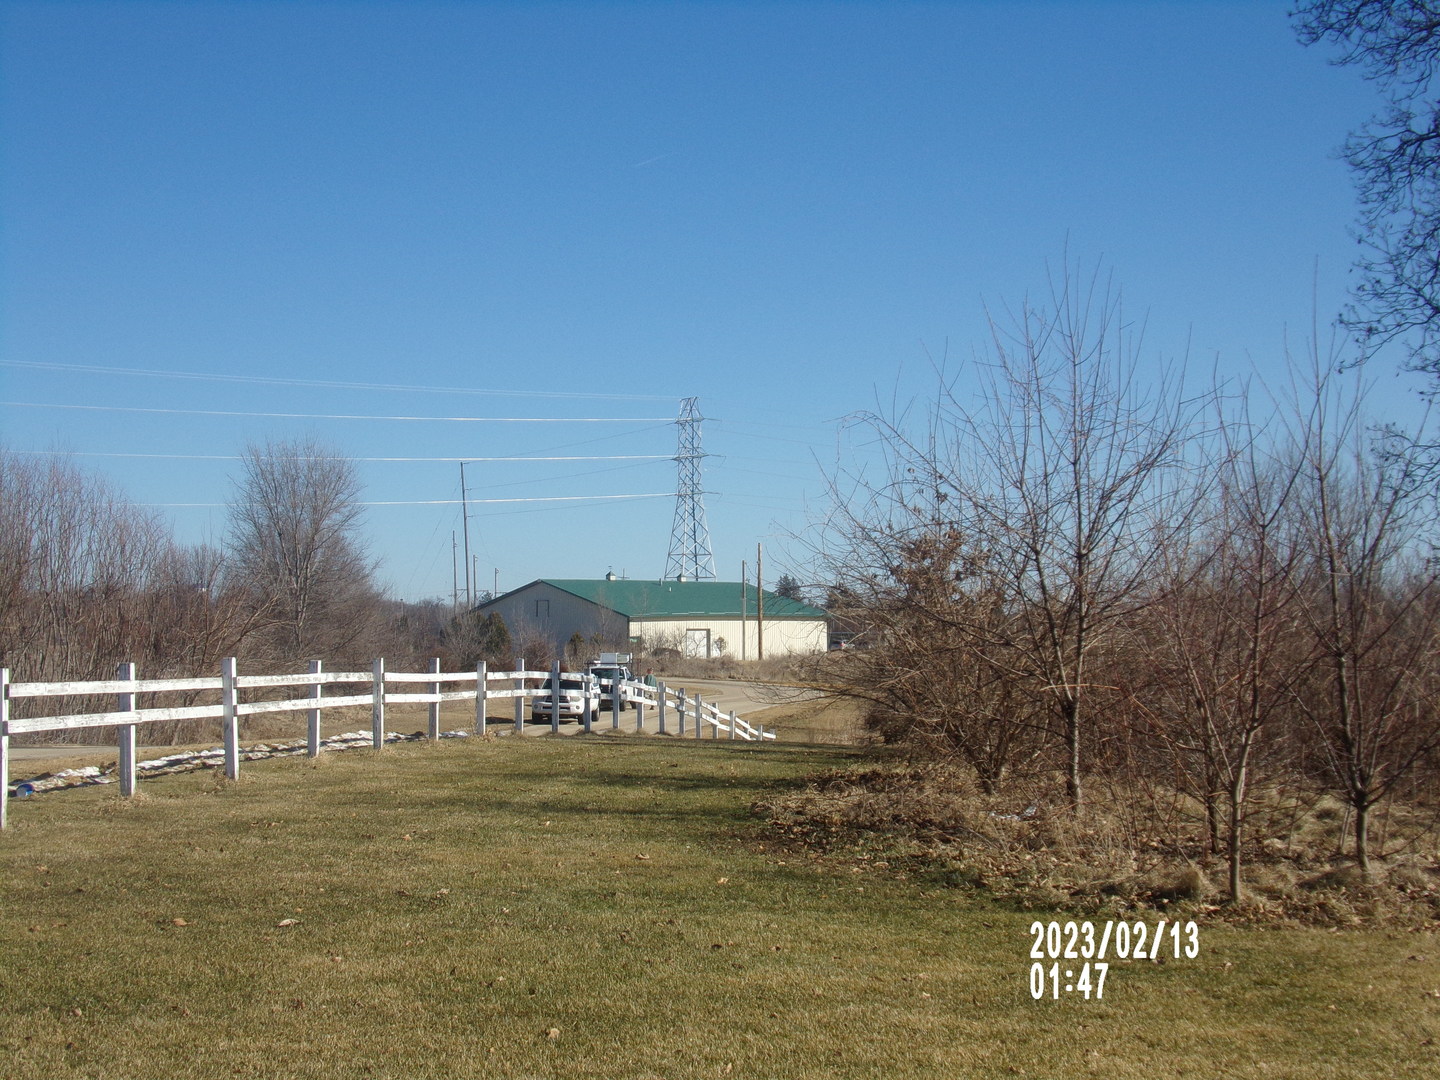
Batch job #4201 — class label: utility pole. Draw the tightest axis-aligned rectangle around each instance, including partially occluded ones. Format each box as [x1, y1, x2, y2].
[756, 543, 764, 661]
[451, 531, 459, 610]
[460, 461, 473, 607]
[740, 559, 748, 661]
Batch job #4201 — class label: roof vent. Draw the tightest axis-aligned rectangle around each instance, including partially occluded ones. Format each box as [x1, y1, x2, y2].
[676, 573, 688, 583]
[605, 571, 617, 581]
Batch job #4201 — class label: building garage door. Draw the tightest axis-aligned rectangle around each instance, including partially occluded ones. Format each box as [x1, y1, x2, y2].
[684, 628, 711, 659]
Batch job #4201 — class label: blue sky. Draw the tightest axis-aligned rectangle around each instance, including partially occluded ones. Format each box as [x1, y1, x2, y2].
[0, 0, 1423, 601]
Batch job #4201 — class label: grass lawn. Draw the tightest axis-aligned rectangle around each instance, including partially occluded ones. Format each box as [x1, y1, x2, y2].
[1, 729, 1437, 1079]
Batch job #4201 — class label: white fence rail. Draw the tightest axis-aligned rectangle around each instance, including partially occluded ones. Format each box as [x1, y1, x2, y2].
[0, 658, 774, 829]
[521, 663, 775, 745]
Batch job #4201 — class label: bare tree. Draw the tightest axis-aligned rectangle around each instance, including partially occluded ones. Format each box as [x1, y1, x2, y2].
[1289, 370, 1440, 873]
[1146, 397, 1316, 901]
[812, 265, 1203, 806]
[0, 451, 264, 741]
[0, 450, 173, 679]
[142, 542, 261, 675]
[1294, 2, 1440, 381]
[227, 438, 380, 662]
[930, 271, 1197, 807]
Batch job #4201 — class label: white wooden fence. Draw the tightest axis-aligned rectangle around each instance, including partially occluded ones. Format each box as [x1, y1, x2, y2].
[0, 658, 774, 829]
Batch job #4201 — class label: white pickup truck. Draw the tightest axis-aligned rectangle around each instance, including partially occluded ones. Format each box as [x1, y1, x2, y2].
[530, 675, 586, 721]
[587, 652, 634, 712]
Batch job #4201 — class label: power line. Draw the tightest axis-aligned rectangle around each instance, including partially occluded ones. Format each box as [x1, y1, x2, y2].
[0, 359, 677, 401]
[459, 459, 663, 494]
[8, 449, 671, 463]
[0, 401, 671, 423]
[143, 492, 676, 508]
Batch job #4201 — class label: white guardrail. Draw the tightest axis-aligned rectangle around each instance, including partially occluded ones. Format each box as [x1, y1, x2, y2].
[0, 658, 774, 829]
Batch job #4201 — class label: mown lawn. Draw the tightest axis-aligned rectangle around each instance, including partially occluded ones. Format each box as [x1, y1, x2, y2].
[1, 731, 1436, 1079]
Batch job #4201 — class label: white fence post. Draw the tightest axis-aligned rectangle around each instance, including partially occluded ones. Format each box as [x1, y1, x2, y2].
[475, 661, 487, 734]
[729, 710, 738, 741]
[635, 686, 645, 733]
[695, 693, 704, 740]
[307, 659, 323, 757]
[657, 680, 667, 735]
[372, 658, 386, 749]
[428, 657, 442, 740]
[514, 658, 525, 734]
[117, 661, 137, 797]
[583, 674, 594, 734]
[676, 689, 686, 736]
[1, 668, 10, 830]
[222, 657, 239, 780]
[550, 661, 561, 734]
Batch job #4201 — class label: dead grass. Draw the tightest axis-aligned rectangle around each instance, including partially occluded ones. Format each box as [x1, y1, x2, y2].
[754, 759, 1440, 928]
[746, 693, 867, 745]
[644, 654, 812, 685]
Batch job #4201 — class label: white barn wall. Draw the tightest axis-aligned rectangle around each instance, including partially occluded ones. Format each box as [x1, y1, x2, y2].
[630, 616, 826, 658]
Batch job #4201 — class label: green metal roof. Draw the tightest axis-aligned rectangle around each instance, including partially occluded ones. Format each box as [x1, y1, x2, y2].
[533, 579, 827, 619]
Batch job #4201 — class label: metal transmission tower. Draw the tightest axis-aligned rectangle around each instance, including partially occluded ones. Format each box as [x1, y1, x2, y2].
[664, 397, 716, 581]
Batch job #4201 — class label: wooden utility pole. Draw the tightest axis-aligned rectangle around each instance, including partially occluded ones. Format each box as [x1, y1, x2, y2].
[460, 462, 473, 607]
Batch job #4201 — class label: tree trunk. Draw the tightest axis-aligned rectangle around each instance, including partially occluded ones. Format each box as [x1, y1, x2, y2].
[1354, 797, 1372, 877]
[1206, 784, 1223, 856]
[1065, 697, 1083, 809]
[1228, 751, 1250, 904]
